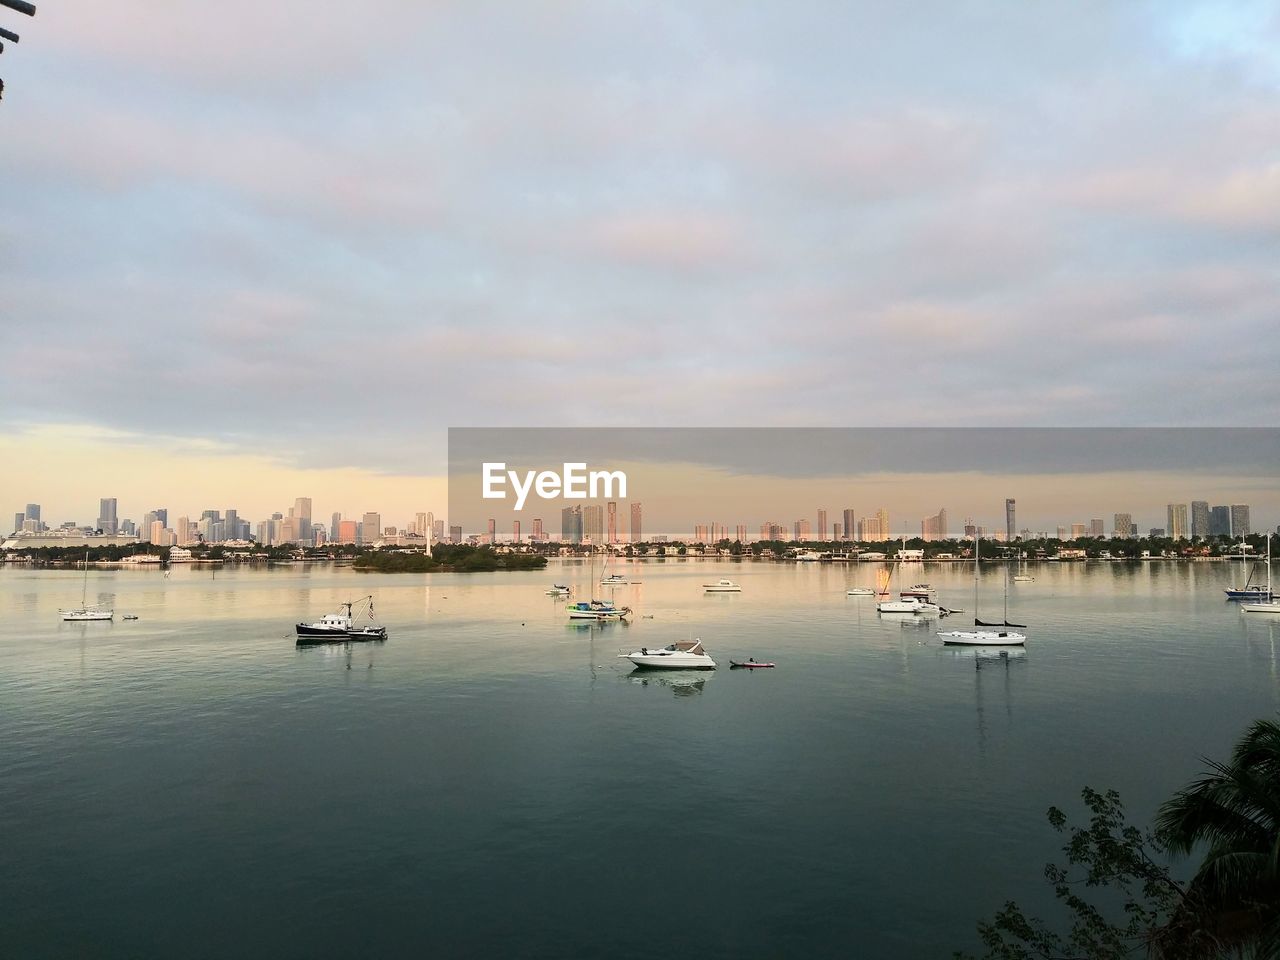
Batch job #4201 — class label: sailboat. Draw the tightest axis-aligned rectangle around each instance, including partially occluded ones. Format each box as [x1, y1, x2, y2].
[60, 550, 114, 621]
[1241, 535, 1280, 614]
[938, 535, 1026, 645]
[1226, 539, 1274, 601]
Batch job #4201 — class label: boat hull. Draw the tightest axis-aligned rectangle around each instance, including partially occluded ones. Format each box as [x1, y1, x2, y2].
[61, 610, 113, 621]
[1241, 602, 1280, 614]
[625, 654, 716, 670]
[938, 630, 1026, 646]
[729, 661, 775, 668]
[1226, 590, 1275, 601]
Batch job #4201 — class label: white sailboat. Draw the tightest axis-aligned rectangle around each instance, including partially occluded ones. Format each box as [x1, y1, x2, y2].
[938, 535, 1026, 645]
[1241, 534, 1280, 614]
[60, 550, 114, 621]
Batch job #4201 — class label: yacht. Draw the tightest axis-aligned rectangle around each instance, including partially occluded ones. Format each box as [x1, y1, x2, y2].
[846, 587, 876, 596]
[60, 551, 113, 622]
[703, 579, 741, 593]
[899, 583, 935, 600]
[544, 584, 572, 596]
[599, 573, 631, 586]
[877, 597, 939, 614]
[937, 629, 1027, 646]
[620, 638, 716, 670]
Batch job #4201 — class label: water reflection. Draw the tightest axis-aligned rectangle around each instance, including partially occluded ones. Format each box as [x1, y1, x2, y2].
[626, 669, 711, 696]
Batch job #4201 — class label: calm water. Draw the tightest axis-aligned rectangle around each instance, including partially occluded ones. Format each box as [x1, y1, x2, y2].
[2, 559, 1278, 958]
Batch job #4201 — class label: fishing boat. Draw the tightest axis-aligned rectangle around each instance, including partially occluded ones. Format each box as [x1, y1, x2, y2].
[566, 599, 632, 621]
[1241, 535, 1280, 614]
[620, 638, 716, 670]
[703, 579, 741, 593]
[730, 659, 776, 668]
[296, 596, 387, 642]
[938, 535, 1027, 646]
[60, 551, 114, 621]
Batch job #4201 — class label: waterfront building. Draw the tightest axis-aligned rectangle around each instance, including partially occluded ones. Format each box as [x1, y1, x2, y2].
[1191, 501, 1210, 538]
[175, 516, 191, 545]
[513, 520, 521, 542]
[1005, 499, 1016, 540]
[1230, 504, 1251, 537]
[361, 512, 381, 545]
[532, 518, 544, 541]
[859, 515, 885, 541]
[487, 518, 496, 544]
[842, 508, 856, 542]
[630, 502, 642, 543]
[736, 524, 747, 543]
[1167, 503, 1189, 540]
[816, 509, 827, 542]
[794, 519, 811, 542]
[876, 509, 889, 542]
[1070, 523, 1086, 539]
[1114, 513, 1134, 538]
[1090, 518, 1104, 538]
[335, 519, 357, 543]
[1209, 505, 1231, 536]
[694, 524, 709, 544]
[607, 501, 617, 543]
[98, 498, 118, 535]
[1056, 526, 1068, 540]
[583, 505, 604, 544]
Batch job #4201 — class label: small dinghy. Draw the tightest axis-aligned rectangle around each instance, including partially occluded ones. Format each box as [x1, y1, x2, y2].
[730, 659, 775, 668]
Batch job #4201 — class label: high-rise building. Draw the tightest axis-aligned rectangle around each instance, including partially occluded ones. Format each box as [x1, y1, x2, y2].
[630, 502, 642, 543]
[1113, 513, 1134, 538]
[415, 512, 429, 537]
[433, 520, 445, 541]
[449, 524, 462, 543]
[607, 501, 618, 544]
[293, 498, 312, 545]
[1070, 522, 1086, 539]
[1089, 518, 1104, 538]
[859, 515, 885, 541]
[338, 519, 358, 543]
[150, 520, 166, 546]
[694, 524, 709, 544]
[361, 512, 381, 545]
[532, 518, 544, 541]
[876, 509, 889, 542]
[1209, 505, 1231, 537]
[1191, 501, 1210, 539]
[583, 505, 604, 543]
[1230, 504, 1251, 537]
[842, 508, 856, 542]
[487, 518, 496, 544]
[330, 512, 342, 542]
[98, 498, 118, 534]
[176, 516, 190, 545]
[25, 503, 40, 523]
[735, 523, 747, 543]
[922, 508, 948, 541]
[513, 520, 521, 542]
[816, 509, 827, 542]
[794, 519, 811, 542]
[561, 506, 583, 544]
[1005, 499, 1016, 541]
[12, 512, 23, 533]
[1056, 526, 1068, 540]
[1167, 503, 1189, 540]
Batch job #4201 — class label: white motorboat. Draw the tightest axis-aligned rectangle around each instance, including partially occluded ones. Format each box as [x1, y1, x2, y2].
[545, 584, 572, 596]
[567, 599, 631, 620]
[877, 597, 939, 614]
[899, 583, 934, 600]
[60, 550, 114, 622]
[1012, 575, 1034, 582]
[599, 573, 631, 585]
[1242, 535, 1278, 614]
[937, 630, 1027, 646]
[620, 638, 716, 670]
[846, 587, 876, 596]
[703, 579, 741, 593]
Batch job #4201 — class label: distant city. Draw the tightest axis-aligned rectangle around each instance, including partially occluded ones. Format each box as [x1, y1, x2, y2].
[3, 495, 1274, 551]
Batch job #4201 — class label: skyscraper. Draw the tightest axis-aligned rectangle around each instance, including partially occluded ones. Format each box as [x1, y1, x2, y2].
[1190, 501, 1210, 539]
[361, 512, 381, 545]
[607, 501, 617, 544]
[583, 505, 604, 543]
[25, 503, 40, 523]
[487, 518, 496, 544]
[1070, 522, 1086, 539]
[816, 509, 827, 542]
[293, 498, 312, 545]
[513, 520, 521, 542]
[1209, 505, 1231, 536]
[532, 518, 544, 540]
[630, 502, 642, 543]
[1167, 503, 1189, 540]
[330, 512, 341, 542]
[922, 508, 948, 541]
[1113, 513, 1134, 538]
[1089, 518, 1104, 538]
[449, 524, 462, 543]
[12, 513, 23, 534]
[842, 508, 856, 542]
[1230, 505, 1251, 537]
[876, 508, 889, 542]
[794, 519, 811, 542]
[736, 523, 747, 543]
[1005, 499, 1016, 541]
[98, 498, 118, 534]
[561, 506, 583, 544]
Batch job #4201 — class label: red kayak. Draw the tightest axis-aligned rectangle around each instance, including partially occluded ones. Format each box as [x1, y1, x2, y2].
[730, 660, 776, 669]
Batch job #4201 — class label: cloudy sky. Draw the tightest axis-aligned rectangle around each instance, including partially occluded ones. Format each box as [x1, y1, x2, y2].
[2, 1, 1278, 524]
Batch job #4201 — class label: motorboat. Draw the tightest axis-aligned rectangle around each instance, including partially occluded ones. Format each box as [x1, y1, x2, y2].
[296, 596, 388, 641]
[60, 550, 114, 621]
[545, 584, 572, 596]
[846, 587, 876, 596]
[703, 579, 741, 593]
[794, 551, 822, 562]
[600, 574, 631, 586]
[877, 597, 939, 614]
[1012, 575, 1034, 582]
[620, 638, 716, 669]
[937, 630, 1027, 646]
[899, 583, 934, 599]
[567, 599, 632, 621]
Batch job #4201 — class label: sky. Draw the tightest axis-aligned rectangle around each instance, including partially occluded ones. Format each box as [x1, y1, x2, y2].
[2, 1, 1279, 527]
